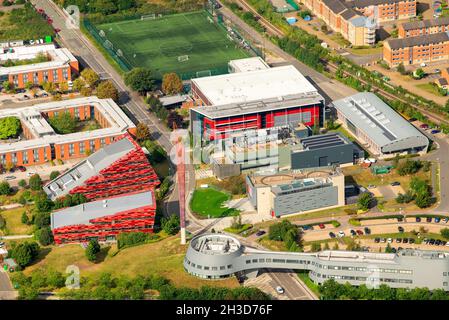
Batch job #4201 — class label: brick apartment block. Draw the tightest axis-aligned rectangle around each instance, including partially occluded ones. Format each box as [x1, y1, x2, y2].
[0, 96, 136, 167]
[302, 0, 416, 46]
[383, 31, 449, 67]
[0, 43, 79, 88]
[398, 17, 449, 38]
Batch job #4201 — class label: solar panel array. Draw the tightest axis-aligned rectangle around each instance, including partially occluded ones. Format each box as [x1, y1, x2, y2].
[300, 133, 346, 150]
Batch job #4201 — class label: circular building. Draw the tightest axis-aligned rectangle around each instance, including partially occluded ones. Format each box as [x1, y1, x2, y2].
[184, 233, 243, 279]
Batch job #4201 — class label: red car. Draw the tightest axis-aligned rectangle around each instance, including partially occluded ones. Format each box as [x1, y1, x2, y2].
[420, 124, 429, 129]
[16, 166, 26, 172]
[356, 230, 363, 235]
[47, 18, 53, 24]
[318, 224, 325, 229]
[54, 28, 61, 33]
[37, 8, 44, 13]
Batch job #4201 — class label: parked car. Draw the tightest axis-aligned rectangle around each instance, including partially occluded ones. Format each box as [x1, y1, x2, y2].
[391, 248, 397, 253]
[364, 227, 371, 235]
[329, 232, 336, 239]
[429, 239, 436, 245]
[16, 166, 26, 172]
[374, 237, 380, 243]
[423, 238, 429, 244]
[435, 217, 441, 223]
[255, 230, 266, 237]
[408, 117, 417, 122]
[397, 217, 403, 222]
[416, 217, 421, 222]
[318, 224, 325, 229]
[444, 218, 449, 224]
[426, 217, 432, 223]
[381, 238, 386, 243]
[356, 230, 363, 236]
[408, 238, 415, 244]
[350, 229, 356, 236]
[367, 184, 376, 189]
[431, 129, 441, 134]
[436, 240, 442, 246]
[396, 238, 402, 243]
[403, 238, 409, 244]
[391, 181, 401, 186]
[387, 238, 393, 243]
[0, 241, 5, 247]
[27, 172, 36, 177]
[398, 226, 404, 233]
[420, 124, 429, 129]
[302, 225, 311, 231]
[5, 176, 16, 180]
[276, 286, 285, 294]
[338, 231, 345, 238]
[434, 69, 441, 73]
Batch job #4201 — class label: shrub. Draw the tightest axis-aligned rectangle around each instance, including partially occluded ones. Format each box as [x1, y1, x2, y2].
[85, 239, 100, 262]
[117, 232, 149, 249]
[0, 181, 11, 195]
[29, 174, 43, 191]
[11, 241, 40, 268]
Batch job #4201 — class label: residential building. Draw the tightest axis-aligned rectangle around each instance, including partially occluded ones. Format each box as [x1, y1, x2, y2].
[185, 233, 449, 291]
[332, 92, 428, 156]
[51, 191, 156, 244]
[435, 67, 449, 90]
[190, 64, 325, 143]
[0, 97, 136, 167]
[246, 167, 345, 218]
[383, 31, 449, 66]
[0, 43, 79, 88]
[43, 135, 159, 201]
[398, 17, 449, 38]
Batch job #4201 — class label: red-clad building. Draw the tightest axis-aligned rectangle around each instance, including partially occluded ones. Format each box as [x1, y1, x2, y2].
[45, 135, 160, 244]
[189, 65, 324, 143]
[51, 191, 156, 244]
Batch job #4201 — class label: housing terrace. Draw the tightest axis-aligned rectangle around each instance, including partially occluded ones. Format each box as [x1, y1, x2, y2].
[386, 31, 449, 50]
[400, 16, 449, 31]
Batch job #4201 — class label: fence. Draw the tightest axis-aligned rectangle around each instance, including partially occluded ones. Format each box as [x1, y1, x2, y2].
[286, 0, 300, 11]
[82, 18, 132, 72]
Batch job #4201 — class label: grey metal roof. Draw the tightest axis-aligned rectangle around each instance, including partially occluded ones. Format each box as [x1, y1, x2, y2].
[350, 0, 407, 8]
[386, 32, 449, 50]
[299, 132, 349, 150]
[43, 138, 136, 200]
[323, 0, 348, 14]
[332, 92, 427, 148]
[349, 15, 368, 27]
[51, 191, 154, 230]
[401, 17, 449, 31]
[340, 8, 359, 20]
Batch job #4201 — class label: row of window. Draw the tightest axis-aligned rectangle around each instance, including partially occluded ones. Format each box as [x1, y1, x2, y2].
[311, 271, 413, 284]
[184, 258, 233, 272]
[1, 149, 47, 165]
[12, 69, 69, 86]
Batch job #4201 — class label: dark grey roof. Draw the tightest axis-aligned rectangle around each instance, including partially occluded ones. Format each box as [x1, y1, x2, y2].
[299, 132, 349, 150]
[51, 191, 154, 229]
[350, 0, 407, 8]
[436, 77, 448, 86]
[340, 8, 359, 20]
[386, 32, 449, 50]
[43, 138, 136, 200]
[401, 17, 449, 31]
[323, 0, 349, 14]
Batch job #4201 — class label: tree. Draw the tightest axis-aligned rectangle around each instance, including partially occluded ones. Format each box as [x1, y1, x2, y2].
[29, 174, 43, 191]
[2, 80, 14, 92]
[161, 215, 180, 235]
[96, 80, 119, 102]
[58, 81, 69, 93]
[124, 68, 155, 94]
[18, 179, 27, 189]
[48, 112, 77, 134]
[49, 171, 60, 180]
[385, 243, 394, 253]
[162, 73, 183, 95]
[73, 78, 86, 92]
[34, 193, 53, 213]
[36, 226, 54, 246]
[357, 193, 373, 211]
[0, 215, 5, 229]
[81, 68, 100, 88]
[21, 212, 29, 225]
[167, 112, 183, 129]
[0, 181, 11, 195]
[413, 68, 425, 79]
[80, 87, 93, 97]
[441, 228, 449, 240]
[135, 123, 151, 141]
[42, 81, 57, 94]
[397, 62, 406, 75]
[85, 239, 101, 262]
[11, 242, 40, 268]
[0, 117, 21, 139]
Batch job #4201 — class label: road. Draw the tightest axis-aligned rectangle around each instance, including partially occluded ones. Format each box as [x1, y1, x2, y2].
[0, 271, 16, 300]
[266, 269, 317, 300]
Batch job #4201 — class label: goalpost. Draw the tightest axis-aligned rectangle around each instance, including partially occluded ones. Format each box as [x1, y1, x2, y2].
[196, 70, 212, 78]
[141, 14, 156, 20]
[104, 39, 114, 50]
[99, 30, 106, 38]
[178, 55, 189, 62]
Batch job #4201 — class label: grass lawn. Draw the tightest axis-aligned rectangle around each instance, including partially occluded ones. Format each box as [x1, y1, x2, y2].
[297, 271, 321, 298]
[330, 33, 351, 47]
[0, 206, 34, 236]
[416, 83, 446, 97]
[257, 236, 287, 251]
[95, 11, 249, 79]
[190, 188, 239, 218]
[341, 163, 432, 190]
[24, 236, 239, 289]
[348, 46, 382, 56]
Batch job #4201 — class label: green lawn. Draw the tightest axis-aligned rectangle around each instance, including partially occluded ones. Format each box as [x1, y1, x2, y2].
[190, 188, 240, 218]
[95, 11, 249, 79]
[297, 271, 321, 298]
[416, 83, 447, 97]
[0, 206, 34, 236]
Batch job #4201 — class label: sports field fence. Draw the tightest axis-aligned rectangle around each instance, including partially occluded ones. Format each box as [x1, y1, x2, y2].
[83, 18, 132, 72]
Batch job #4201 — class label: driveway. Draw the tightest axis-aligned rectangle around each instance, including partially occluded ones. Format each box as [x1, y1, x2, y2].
[0, 271, 17, 300]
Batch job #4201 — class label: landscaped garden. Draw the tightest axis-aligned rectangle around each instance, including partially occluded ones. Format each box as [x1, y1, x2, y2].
[190, 187, 240, 218]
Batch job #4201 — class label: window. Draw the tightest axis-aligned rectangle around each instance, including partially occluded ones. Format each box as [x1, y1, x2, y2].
[75, 108, 80, 118]
[33, 149, 39, 162]
[220, 266, 225, 270]
[89, 140, 96, 152]
[246, 260, 251, 264]
[227, 265, 232, 269]
[33, 72, 39, 84]
[60, 146, 65, 158]
[100, 138, 106, 148]
[63, 68, 68, 80]
[13, 75, 18, 87]
[53, 69, 58, 81]
[11, 153, 17, 164]
[23, 73, 28, 83]
[22, 151, 28, 164]
[43, 71, 49, 81]
[69, 144, 75, 156]
[79, 142, 85, 155]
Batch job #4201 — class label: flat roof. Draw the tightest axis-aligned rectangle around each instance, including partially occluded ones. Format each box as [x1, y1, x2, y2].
[0, 44, 77, 75]
[51, 191, 154, 230]
[43, 137, 137, 200]
[386, 32, 449, 50]
[332, 92, 427, 148]
[191, 65, 319, 106]
[0, 96, 136, 154]
[299, 132, 350, 150]
[228, 56, 270, 73]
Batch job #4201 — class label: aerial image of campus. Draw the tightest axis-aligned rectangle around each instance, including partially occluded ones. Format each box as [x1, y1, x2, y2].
[4, 0, 449, 303]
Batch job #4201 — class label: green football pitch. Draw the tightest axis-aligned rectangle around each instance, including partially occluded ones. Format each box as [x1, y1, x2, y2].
[96, 11, 250, 79]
